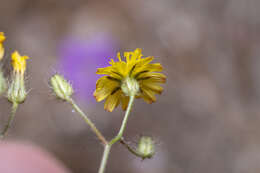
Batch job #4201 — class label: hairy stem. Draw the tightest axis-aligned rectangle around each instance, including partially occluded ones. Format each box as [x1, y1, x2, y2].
[98, 145, 111, 173]
[67, 98, 108, 145]
[1, 102, 19, 138]
[109, 95, 135, 145]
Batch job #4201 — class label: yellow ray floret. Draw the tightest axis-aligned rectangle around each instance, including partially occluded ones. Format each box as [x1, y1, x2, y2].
[94, 48, 166, 112]
[0, 32, 6, 60]
[11, 51, 29, 74]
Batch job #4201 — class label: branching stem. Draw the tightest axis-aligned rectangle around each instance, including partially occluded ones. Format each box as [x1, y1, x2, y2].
[98, 95, 135, 173]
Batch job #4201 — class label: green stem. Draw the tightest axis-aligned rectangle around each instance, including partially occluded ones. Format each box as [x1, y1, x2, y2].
[67, 98, 108, 145]
[98, 145, 111, 173]
[1, 102, 19, 138]
[98, 95, 135, 173]
[109, 95, 135, 145]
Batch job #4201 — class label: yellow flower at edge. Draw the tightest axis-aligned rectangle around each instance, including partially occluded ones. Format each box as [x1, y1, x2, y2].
[0, 32, 5, 43]
[11, 51, 29, 74]
[94, 48, 166, 112]
[0, 32, 6, 60]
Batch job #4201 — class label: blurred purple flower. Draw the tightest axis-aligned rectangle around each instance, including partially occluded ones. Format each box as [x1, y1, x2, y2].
[58, 35, 118, 102]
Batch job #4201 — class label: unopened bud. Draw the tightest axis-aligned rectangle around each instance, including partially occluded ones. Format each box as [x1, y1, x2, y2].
[7, 73, 27, 103]
[136, 136, 155, 159]
[50, 74, 73, 101]
[121, 77, 139, 96]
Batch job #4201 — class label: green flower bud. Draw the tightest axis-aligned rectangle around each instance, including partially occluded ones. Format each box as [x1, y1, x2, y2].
[121, 77, 140, 96]
[136, 136, 155, 159]
[7, 73, 27, 104]
[0, 69, 6, 96]
[50, 74, 73, 101]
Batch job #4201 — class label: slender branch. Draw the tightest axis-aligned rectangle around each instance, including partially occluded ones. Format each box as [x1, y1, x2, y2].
[98, 95, 135, 173]
[109, 95, 135, 145]
[67, 98, 108, 145]
[1, 102, 19, 138]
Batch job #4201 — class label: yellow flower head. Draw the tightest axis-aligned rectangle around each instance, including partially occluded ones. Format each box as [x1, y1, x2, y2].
[0, 32, 6, 60]
[94, 48, 166, 112]
[11, 51, 29, 74]
[0, 32, 5, 43]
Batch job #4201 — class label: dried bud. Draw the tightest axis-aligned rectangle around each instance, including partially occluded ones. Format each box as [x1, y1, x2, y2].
[50, 74, 73, 101]
[136, 136, 155, 159]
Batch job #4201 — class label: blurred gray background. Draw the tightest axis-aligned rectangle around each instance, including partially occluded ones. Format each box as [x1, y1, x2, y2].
[0, 0, 260, 173]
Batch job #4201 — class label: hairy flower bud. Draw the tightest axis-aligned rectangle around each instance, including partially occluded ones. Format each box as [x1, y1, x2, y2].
[136, 136, 155, 159]
[0, 69, 6, 96]
[50, 74, 73, 101]
[121, 77, 139, 96]
[7, 73, 27, 104]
